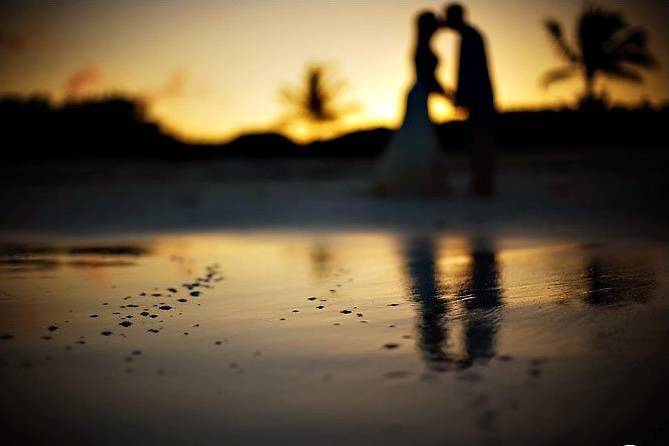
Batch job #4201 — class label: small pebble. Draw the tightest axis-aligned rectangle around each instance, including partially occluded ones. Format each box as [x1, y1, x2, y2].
[383, 343, 400, 350]
[101, 331, 112, 336]
[47, 325, 58, 332]
[119, 321, 132, 327]
[385, 371, 410, 380]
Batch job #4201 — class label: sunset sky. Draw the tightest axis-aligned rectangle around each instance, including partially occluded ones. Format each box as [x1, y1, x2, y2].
[1, 0, 668, 142]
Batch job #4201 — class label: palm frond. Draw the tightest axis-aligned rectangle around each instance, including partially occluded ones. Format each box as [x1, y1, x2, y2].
[610, 29, 658, 68]
[278, 87, 304, 106]
[544, 19, 579, 63]
[602, 65, 643, 83]
[616, 27, 648, 47]
[578, 5, 627, 48]
[541, 66, 578, 88]
[614, 49, 657, 68]
[578, 6, 627, 73]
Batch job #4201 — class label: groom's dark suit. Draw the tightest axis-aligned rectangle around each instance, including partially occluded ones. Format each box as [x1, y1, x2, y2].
[446, 13, 496, 197]
[455, 24, 495, 116]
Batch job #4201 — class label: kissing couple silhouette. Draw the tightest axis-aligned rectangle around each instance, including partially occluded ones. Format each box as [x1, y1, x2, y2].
[374, 3, 496, 197]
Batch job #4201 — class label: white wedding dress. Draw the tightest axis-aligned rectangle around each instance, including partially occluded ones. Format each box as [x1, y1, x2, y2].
[373, 26, 448, 195]
[374, 83, 446, 194]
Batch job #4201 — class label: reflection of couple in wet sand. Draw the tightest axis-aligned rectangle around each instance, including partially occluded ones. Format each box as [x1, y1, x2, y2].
[402, 235, 503, 371]
[375, 3, 496, 197]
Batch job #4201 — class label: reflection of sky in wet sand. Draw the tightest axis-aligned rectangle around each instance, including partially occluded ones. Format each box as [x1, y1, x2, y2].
[0, 231, 668, 445]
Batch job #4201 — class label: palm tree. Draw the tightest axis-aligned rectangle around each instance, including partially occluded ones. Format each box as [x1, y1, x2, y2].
[278, 63, 357, 138]
[542, 4, 657, 102]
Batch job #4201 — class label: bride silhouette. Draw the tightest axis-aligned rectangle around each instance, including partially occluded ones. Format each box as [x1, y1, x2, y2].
[374, 11, 451, 195]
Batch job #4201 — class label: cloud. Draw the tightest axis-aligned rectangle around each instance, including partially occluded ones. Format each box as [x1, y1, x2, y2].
[0, 26, 53, 52]
[61, 65, 186, 103]
[0, 30, 27, 51]
[142, 70, 187, 104]
[64, 64, 102, 99]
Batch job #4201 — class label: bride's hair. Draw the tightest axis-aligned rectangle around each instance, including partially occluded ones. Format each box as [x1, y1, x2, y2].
[416, 11, 438, 38]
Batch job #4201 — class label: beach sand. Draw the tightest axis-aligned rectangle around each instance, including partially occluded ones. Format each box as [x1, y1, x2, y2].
[1, 151, 668, 445]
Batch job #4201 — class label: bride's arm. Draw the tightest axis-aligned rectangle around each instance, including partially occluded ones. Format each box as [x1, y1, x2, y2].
[431, 77, 455, 102]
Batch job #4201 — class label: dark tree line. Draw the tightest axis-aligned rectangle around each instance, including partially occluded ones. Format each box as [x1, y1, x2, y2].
[1, 95, 181, 162]
[1, 94, 667, 163]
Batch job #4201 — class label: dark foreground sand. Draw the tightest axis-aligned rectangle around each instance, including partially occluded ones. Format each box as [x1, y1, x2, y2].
[0, 150, 667, 445]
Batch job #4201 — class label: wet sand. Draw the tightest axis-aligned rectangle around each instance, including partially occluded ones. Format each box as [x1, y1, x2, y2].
[1, 154, 668, 445]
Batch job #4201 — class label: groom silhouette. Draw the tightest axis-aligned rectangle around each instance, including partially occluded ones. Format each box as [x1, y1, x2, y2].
[442, 3, 497, 196]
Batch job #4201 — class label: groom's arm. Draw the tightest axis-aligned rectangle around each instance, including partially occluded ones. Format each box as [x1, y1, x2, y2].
[441, 87, 456, 103]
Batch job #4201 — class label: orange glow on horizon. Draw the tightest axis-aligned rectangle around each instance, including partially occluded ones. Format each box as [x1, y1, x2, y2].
[1, 0, 668, 143]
